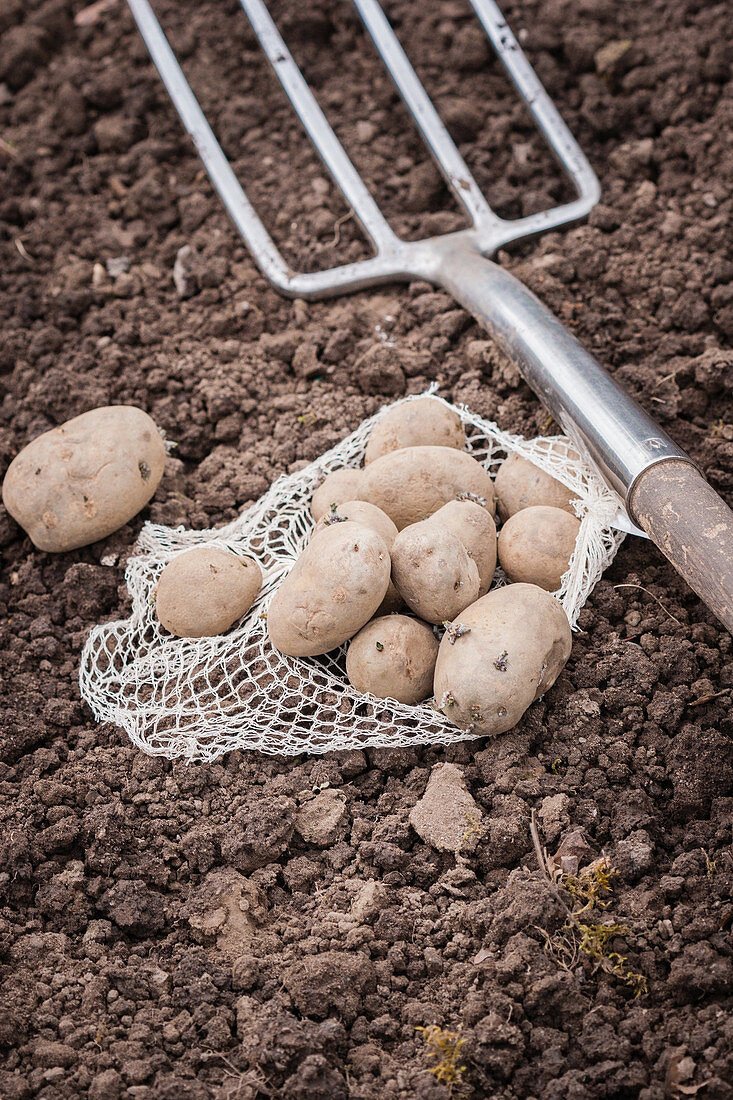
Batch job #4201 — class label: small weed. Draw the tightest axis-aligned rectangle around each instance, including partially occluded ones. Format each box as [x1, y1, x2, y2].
[558, 856, 618, 913]
[531, 811, 647, 998]
[540, 920, 647, 998]
[461, 812, 485, 844]
[550, 757, 562, 774]
[703, 850, 716, 880]
[375, 641, 384, 652]
[577, 923, 648, 997]
[416, 1026, 466, 1093]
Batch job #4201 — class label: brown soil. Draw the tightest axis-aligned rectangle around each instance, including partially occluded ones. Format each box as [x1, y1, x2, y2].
[1, 0, 732, 1098]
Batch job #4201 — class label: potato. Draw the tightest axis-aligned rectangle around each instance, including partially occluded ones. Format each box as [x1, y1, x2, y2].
[434, 583, 572, 736]
[267, 521, 390, 656]
[155, 547, 262, 638]
[346, 614, 438, 704]
[310, 468, 363, 521]
[312, 499, 398, 551]
[423, 499, 497, 596]
[313, 500, 404, 615]
[494, 450, 578, 522]
[498, 505, 580, 591]
[1, 405, 166, 552]
[365, 396, 466, 464]
[360, 445, 495, 530]
[391, 524, 480, 625]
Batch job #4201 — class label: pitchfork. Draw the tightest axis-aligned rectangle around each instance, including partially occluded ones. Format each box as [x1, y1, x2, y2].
[127, 0, 733, 631]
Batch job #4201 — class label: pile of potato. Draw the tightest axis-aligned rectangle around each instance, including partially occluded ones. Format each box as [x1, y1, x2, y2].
[2, 396, 580, 737]
[268, 397, 579, 737]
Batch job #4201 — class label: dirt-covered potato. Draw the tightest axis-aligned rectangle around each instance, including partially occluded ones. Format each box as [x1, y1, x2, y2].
[434, 583, 572, 737]
[423, 499, 497, 596]
[494, 450, 578, 522]
[310, 468, 363, 521]
[365, 397, 466, 464]
[267, 521, 390, 656]
[312, 499, 398, 550]
[391, 524, 480, 625]
[155, 547, 262, 638]
[498, 505, 580, 591]
[2, 405, 166, 552]
[360, 445, 495, 530]
[346, 614, 438, 704]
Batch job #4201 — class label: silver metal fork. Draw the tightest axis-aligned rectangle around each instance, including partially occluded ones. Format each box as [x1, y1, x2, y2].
[127, 0, 733, 631]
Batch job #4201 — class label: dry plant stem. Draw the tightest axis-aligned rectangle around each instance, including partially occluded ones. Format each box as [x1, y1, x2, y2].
[613, 583, 682, 625]
[687, 688, 730, 708]
[0, 136, 20, 159]
[530, 811, 647, 997]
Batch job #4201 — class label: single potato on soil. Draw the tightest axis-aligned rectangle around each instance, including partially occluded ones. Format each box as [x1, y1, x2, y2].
[156, 547, 262, 638]
[364, 396, 467, 464]
[434, 583, 572, 737]
[494, 450, 579, 522]
[346, 615, 438, 704]
[268, 521, 390, 656]
[498, 505, 580, 591]
[2, 405, 166, 552]
[310, 468, 363, 521]
[391, 523, 480, 625]
[360, 445, 495, 529]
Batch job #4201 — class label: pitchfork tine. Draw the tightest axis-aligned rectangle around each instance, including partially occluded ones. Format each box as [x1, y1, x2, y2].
[352, 0, 498, 230]
[240, 0, 397, 252]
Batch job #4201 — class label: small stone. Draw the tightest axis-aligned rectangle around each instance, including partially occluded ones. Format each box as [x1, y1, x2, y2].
[554, 828, 594, 876]
[537, 793, 570, 844]
[295, 789, 348, 847]
[104, 256, 129, 278]
[408, 762, 481, 854]
[594, 39, 633, 78]
[351, 880, 387, 924]
[173, 244, 200, 298]
[355, 120, 377, 143]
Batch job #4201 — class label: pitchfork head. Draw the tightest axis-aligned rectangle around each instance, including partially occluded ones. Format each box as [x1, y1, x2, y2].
[128, 0, 601, 298]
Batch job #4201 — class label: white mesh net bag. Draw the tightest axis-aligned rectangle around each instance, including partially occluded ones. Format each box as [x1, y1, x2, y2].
[79, 391, 625, 761]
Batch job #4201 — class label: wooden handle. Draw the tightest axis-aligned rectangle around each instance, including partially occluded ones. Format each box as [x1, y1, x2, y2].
[629, 460, 733, 633]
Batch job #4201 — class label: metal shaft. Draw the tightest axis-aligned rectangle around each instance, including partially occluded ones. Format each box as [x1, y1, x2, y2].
[434, 245, 693, 508]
